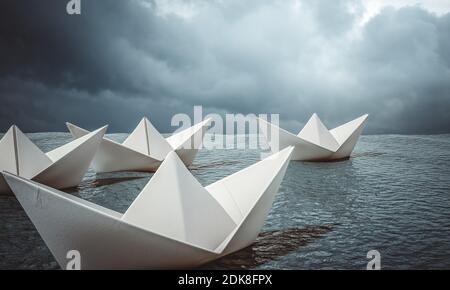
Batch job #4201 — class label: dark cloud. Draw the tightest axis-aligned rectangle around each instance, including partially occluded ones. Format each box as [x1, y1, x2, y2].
[0, 0, 449, 134]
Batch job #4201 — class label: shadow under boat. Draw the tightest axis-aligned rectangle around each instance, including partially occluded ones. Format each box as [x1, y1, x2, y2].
[189, 160, 241, 171]
[62, 160, 244, 193]
[300, 157, 351, 163]
[63, 160, 244, 193]
[295, 151, 386, 163]
[201, 224, 336, 269]
[64, 176, 148, 193]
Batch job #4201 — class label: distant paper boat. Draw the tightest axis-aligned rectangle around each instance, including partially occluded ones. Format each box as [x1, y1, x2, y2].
[0, 125, 107, 195]
[259, 114, 368, 161]
[66, 117, 211, 173]
[3, 146, 293, 269]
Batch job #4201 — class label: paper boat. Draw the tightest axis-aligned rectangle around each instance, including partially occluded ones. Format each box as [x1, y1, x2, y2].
[66, 117, 211, 173]
[2, 146, 293, 269]
[259, 114, 368, 161]
[0, 125, 107, 195]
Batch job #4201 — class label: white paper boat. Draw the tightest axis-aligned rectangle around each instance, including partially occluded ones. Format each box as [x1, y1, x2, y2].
[66, 117, 211, 173]
[0, 125, 107, 195]
[259, 114, 368, 161]
[2, 146, 293, 269]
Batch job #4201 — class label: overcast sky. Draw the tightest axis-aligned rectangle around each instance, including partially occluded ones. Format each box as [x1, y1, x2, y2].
[0, 0, 449, 134]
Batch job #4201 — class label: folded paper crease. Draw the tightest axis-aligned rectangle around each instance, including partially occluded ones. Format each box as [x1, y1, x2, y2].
[259, 114, 368, 161]
[66, 117, 211, 173]
[0, 125, 107, 194]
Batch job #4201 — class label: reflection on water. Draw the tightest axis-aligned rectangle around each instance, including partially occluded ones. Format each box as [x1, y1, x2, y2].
[65, 176, 147, 193]
[1, 133, 450, 269]
[351, 151, 386, 158]
[189, 160, 241, 171]
[203, 225, 336, 269]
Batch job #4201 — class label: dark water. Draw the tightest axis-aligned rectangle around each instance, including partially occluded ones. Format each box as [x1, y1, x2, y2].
[1, 133, 450, 270]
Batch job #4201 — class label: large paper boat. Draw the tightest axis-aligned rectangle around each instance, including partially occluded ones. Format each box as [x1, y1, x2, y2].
[0, 125, 107, 195]
[259, 114, 368, 161]
[66, 117, 211, 173]
[2, 146, 293, 269]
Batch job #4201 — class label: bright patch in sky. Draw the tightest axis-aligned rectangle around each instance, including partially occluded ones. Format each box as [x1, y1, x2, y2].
[153, 0, 450, 24]
[361, 0, 450, 24]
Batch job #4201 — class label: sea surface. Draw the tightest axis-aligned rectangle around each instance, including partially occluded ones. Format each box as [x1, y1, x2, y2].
[1, 132, 450, 270]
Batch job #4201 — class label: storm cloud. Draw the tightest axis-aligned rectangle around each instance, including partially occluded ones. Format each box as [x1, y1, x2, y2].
[0, 0, 449, 134]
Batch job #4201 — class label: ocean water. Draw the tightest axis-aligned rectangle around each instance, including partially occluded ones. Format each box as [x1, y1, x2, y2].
[0, 132, 450, 270]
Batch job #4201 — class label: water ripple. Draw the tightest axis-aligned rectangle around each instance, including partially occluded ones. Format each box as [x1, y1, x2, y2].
[1, 133, 450, 269]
